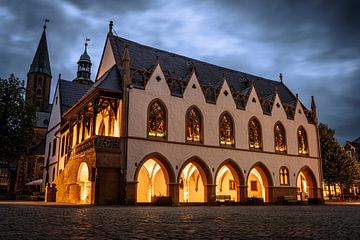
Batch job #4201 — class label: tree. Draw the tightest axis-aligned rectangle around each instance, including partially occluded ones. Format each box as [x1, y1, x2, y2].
[319, 123, 360, 198]
[0, 74, 35, 192]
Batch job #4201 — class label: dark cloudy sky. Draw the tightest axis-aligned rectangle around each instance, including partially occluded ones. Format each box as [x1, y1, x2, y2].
[0, 0, 359, 143]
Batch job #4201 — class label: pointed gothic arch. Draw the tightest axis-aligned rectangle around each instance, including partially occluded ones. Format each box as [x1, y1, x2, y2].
[274, 121, 287, 153]
[178, 156, 213, 203]
[219, 112, 235, 147]
[147, 99, 167, 139]
[296, 166, 318, 200]
[249, 117, 262, 150]
[185, 105, 203, 143]
[247, 162, 274, 202]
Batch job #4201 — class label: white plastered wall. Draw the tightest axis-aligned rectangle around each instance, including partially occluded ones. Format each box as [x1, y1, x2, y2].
[126, 64, 321, 188]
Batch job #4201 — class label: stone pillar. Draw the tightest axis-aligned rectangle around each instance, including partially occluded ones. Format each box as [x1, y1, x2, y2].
[266, 186, 274, 203]
[45, 183, 57, 203]
[239, 185, 248, 203]
[126, 181, 137, 204]
[168, 182, 179, 205]
[206, 184, 216, 203]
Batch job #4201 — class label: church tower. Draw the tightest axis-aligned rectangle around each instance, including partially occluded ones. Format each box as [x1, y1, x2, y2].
[26, 23, 52, 112]
[73, 40, 93, 85]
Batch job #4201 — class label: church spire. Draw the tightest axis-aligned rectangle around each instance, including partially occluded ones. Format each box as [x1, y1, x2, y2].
[73, 38, 93, 85]
[26, 21, 52, 112]
[28, 21, 51, 77]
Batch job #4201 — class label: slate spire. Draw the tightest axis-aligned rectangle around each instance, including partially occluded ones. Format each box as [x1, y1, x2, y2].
[28, 24, 51, 77]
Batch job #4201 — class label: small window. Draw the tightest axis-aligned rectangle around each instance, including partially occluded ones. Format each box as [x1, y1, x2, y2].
[61, 136, 65, 157]
[251, 181, 257, 191]
[280, 167, 289, 185]
[52, 138, 57, 156]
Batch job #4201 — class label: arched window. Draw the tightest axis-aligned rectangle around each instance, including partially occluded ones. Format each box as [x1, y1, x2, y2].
[298, 126, 308, 155]
[148, 100, 166, 138]
[186, 107, 202, 142]
[274, 122, 287, 152]
[249, 117, 262, 150]
[109, 109, 115, 136]
[279, 167, 289, 185]
[98, 121, 105, 136]
[219, 112, 234, 146]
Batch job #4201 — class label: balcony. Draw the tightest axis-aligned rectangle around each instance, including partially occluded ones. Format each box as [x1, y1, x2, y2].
[75, 135, 122, 155]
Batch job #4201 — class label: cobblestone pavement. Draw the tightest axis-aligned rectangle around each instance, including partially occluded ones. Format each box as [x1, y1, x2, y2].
[1, 203, 360, 239]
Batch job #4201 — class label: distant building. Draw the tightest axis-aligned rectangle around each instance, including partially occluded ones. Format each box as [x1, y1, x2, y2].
[46, 22, 323, 205]
[344, 137, 360, 160]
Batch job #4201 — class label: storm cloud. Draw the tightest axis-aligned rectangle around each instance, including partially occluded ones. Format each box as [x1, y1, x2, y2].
[0, 0, 359, 143]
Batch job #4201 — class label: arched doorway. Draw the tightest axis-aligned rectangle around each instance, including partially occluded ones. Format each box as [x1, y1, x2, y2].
[77, 162, 91, 204]
[136, 158, 169, 203]
[297, 166, 317, 201]
[215, 160, 244, 202]
[247, 162, 273, 202]
[178, 157, 212, 203]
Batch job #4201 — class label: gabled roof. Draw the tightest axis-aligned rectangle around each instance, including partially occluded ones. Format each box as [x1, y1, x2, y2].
[347, 137, 360, 149]
[28, 28, 51, 76]
[108, 34, 315, 121]
[58, 79, 92, 115]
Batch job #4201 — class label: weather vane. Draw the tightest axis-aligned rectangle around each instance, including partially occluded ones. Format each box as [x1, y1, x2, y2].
[43, 18, 50, 29]
[85, 37, 90, 51]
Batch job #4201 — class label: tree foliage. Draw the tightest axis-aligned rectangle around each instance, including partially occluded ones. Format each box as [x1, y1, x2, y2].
[0, 74, 35, 169]
[319, 123, 359, 187]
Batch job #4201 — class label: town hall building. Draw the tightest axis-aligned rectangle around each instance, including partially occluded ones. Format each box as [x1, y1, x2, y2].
[44, 21, 323, 205]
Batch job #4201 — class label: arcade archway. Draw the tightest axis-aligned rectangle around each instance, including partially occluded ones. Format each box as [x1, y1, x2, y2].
[215, 160, 244, 202]
[178, 157, 212, 203]
[77, 162, 91, 204]
[297, 166, 317, 201]
[247, 162, 273, 202]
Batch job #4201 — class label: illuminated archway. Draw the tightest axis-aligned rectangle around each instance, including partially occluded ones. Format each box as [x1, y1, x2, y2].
[77, 162, 91, 204]
[178, 157, 212, 203]
[215, 160, 244, 202]
[247, 162, 273, 202]
[297, 166, 317, 201]
[135, 153, 175, 203]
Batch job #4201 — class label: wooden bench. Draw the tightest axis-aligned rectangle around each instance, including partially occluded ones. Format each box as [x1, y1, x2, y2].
[278, 195, 297, 204]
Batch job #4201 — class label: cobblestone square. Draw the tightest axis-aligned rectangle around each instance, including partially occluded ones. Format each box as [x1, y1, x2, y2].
[1, 203, 360, 239]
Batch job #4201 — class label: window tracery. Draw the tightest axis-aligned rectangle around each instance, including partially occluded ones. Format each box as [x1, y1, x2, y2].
[298, 127, 308, 155]
[249, 118, 262, 149]
[148, 100, 166, 138]
[219, 113, 234, 146]
[274, 122, 287, 152]
[186, 107, 202, 142]
[279, 167, 289, 185]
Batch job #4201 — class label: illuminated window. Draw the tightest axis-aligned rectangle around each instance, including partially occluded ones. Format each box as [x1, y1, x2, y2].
[98, 121, 105, 136]
[229, 180, 235, 190]
[251, 181, 257, 191]
[109, 110, 115, 136]
[274, 122, 287, 152]
[219, 112, 234, 146]
[148, 100, 166, 138]
[279, 167, 289, 185]
[249, 117, 262, 150]
[186, 107, 202, 142]
[297, 126, 308, 155]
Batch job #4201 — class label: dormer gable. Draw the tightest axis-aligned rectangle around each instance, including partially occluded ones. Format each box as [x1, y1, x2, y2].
[183, 71, 206, 103]
[144, 63, 171, 96]
[96, 37, 116, 81]
[216, 78, 236, 109]
[271, 91, 287, 119]
[245, 86, 263, 114]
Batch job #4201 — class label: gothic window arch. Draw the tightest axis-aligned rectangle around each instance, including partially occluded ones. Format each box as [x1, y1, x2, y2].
[274, 121, 287, 152]
[249, 117, 262, 150]
[109, 109, 115, 136]
[279, 167, 289, 185]
[98, 120, 105, 136]
[148, 99, 167, 138]
[186, 106, 202, 142]
[219, 112, 234, 146]
[297, 126, 308, 155]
